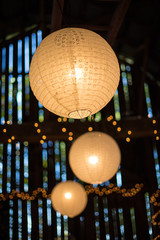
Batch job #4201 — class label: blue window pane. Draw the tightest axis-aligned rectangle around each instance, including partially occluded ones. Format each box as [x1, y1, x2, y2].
[17, 40, 22, 73]
[31, 33, 36, 56]
[37, 30, 42, 46]
[24, 37, 30, 73]
[2, 48, 6, 72]
[9, 44, 13, 73]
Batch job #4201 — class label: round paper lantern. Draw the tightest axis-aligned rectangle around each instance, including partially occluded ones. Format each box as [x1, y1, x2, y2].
[69, 131, 121, 184]
[29, 28, 120, 119]
[51, 181, 88, 218]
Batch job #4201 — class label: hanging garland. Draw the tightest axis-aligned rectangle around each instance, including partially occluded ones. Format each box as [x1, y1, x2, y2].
[0, 183, 144, 202]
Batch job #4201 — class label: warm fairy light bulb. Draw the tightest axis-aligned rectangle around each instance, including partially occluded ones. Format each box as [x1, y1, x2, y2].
[65, 192, 72, 199]
[89, 156, 98, 165]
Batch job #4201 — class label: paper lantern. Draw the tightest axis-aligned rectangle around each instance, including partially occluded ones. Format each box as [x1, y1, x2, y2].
[69, 131, 121, 184]
[51, 181, 88, 218]
[29, 28, 120, 119]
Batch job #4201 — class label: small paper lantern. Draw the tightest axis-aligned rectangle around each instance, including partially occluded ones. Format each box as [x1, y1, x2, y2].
[29, 28, 120, 119]
[51, 181, 88, 218]
[69, 132, 121, 184]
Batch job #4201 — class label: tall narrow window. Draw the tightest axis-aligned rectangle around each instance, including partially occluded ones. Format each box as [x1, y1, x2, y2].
[1, 75, 6, 124]
[144, 83, 153, 118]
[145, 193, 153, 239]
[31, 33, 36, 56]
[56, 211, 62, 240]
[25, 75, 30, 116]
[94, 196, 100, 240]
[118, 208, 124, 239]
[38, 199, 43, 240]
[17, 40, 22, 73]
[17, 75, 22, 124]
[55, 141, 61, 181]
[7, 144, 12, 193]
[63, 215, 68, 240]
[112, 208, 118, 239]
[1, 47, 6, 124]
[103, 198, 110, 240]
[153, 142, 160, 188]
[24, 36, 30, 73]
[130, 208, 137, 239]
[24, 142, 29, 192]
[95, 112, 102, 122]
[116, 167, 122, 187]
[113, 90, 121, 121]
[120, 64, 131, 113]
[8, 75, 13, 123]
[8, 44, 14, 123]
[152, 142, 160, 187]
[9, 44, 13, 73]
[15, 142, 20, 191]
[0, 144, 3, 193]
[24, 36, 30, 117]
[60, 142, 67, 181]
[9, 200, 14, 240]
[42, 142, 48, 189]
[27, 201, 32, 240]
[37, 30, 42, 46]
[2, 47, 6, 73]
[18, 199, 22, 240]
[47, 199, 52, 227]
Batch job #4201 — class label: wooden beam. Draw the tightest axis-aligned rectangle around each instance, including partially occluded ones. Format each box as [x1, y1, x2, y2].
[62, 24, 111, 32]
[0, 117, 159, 143]
[51, 0, 64, 32]
[107, 0, 131, 46]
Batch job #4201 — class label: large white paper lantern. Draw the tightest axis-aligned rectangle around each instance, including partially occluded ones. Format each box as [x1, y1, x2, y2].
[29, 28, 120, 119]
[51, 181, 88, 218]
[69, 131, 121, 184]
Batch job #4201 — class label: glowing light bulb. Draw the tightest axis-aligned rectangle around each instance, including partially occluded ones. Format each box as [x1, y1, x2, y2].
[69, 68, 83, 80]
[65, 192, 72, 199]
[89, 156, 98, 165]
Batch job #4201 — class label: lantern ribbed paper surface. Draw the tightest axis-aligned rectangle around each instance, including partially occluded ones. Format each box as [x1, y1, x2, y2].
[29, 28, 120, 119]
[51, 181, 88, 218]
[69, 132, 121, 184]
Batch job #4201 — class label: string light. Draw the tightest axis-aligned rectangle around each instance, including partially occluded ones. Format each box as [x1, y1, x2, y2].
[42, 135, 46, 140]
[68, 136, 73, 141]
[154, 235, 160, 240]
[154, 130, 157, 134]
[117, 127, 121, 132]
[37, 129, 41, 133]
[152, 210, 160, 226]
[69, 132, 73, 136]
[112, 121, 117, 126]
[11, 136, 15, 140]
[150, 189, 160, 207]
[62, 128, 66, 132]
[126, 137, 130, 142]
[152, 119, 156, 124]
[63, 118, 67, 122]
[0, 183, 143, 202]
[8, 139, 11, 143]
[40, 140, 44, 144]
[88, 127, 93, 132]
[156, 136, 159, 140]
[57, 117, 62, 122]
[128, 130, 132, 135]
[34, 122, 38, 127]
[3, 129, 7, 133]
